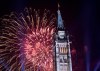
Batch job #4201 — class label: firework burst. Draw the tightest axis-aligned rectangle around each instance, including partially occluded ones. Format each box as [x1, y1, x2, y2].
[0, 8, 56, 71]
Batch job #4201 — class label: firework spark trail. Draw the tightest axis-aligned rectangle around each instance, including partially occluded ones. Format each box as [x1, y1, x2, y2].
[0, 8, 56, 71]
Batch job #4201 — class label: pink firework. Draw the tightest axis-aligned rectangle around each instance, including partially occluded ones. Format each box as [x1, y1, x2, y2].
[0, 8, 56, 71]
[24, 27, 54, 71]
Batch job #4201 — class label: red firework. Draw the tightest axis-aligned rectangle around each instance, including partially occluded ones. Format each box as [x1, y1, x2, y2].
[24, 26, 54, 71]
[0, 8, 56, 71]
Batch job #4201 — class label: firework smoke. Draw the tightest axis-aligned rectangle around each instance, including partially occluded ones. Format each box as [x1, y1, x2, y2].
[0, 8, 56, 71]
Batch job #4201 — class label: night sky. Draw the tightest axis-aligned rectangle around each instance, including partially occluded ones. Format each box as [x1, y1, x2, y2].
[0, 0, 100, 71]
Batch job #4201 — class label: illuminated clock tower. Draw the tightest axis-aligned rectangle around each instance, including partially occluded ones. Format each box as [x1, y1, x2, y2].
[55, 5, 72, 71]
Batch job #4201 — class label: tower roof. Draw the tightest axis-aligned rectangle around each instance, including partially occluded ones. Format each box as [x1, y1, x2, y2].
[57, 4, 64, 30]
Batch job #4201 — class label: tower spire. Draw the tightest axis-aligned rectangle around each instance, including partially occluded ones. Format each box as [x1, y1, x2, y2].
[57, 4, 64, 29]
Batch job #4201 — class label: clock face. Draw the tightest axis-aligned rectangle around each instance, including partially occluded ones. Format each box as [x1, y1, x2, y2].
[58, 31, 65, 39]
